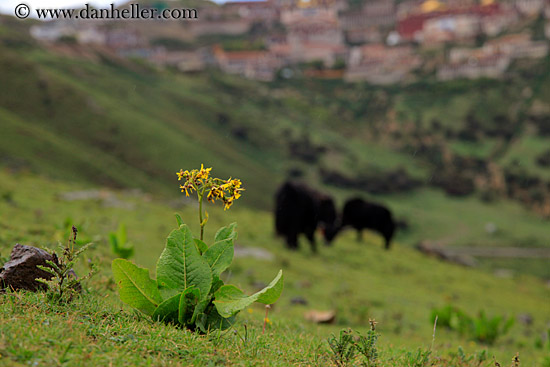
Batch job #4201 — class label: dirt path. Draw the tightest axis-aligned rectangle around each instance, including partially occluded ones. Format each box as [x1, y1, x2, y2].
[417, 241, 550, 267]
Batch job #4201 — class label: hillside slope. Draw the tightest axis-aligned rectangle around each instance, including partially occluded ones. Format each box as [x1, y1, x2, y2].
[0, 170, 549, 366]
[1, 18, 549, 277]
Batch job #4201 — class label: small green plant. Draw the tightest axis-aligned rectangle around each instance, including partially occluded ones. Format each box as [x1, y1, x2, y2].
[36, 226, 97, 303]
[431, 305, 514, 344]
[327, 329, 356, 367]
[402, 348, 432, 367]
[456, 346, 473, 364]
[472, 310, 514, 345]
[431, 305, 471, 335]
[112, 165, 283, 332]
[108, 223, 134, 259]
[328, 321, 380, 367]
[355, 319, 379, 367]
[475, 349, 488, 366]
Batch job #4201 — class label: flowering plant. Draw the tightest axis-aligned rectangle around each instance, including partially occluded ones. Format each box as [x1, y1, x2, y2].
[112, 165, 283, 332]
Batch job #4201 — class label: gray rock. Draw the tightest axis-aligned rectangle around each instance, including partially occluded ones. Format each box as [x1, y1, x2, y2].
[290, 296, 308, 306]
[0, 244, 59, 291]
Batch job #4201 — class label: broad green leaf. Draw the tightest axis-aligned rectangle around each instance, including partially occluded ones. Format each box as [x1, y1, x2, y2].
[214, 270, 283, 318]
[203, 239, 233, 278]
[211, 277, 224, 294]
[152, 292, 181, 323]
[112, 259, 162, 317]
[179, 287, 200, 325]
[256, 269, 284, 304]
[194, 239, 208, 255]
[214, 223, 237, 242]
[175, 214, 184, 227]
[196, 304, 236, 333]
[156, 224, 212, 300]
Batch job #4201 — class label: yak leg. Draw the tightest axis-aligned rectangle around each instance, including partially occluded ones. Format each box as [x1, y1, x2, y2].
[305, 229, 317, 253]
[356, 230, 363, 242]
[384, 236, 391, 250]
[383, 228, 394, 250]
[286, 232, 299, 250]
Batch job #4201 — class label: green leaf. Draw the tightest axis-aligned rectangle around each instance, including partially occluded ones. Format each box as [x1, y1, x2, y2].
[203, 239, 233, 278]
[194, 239, 208, 255]
[256, 269, 284, 304]
[179, 287, 200, 325]
[191, 298, 209, 324]
[175, 214, 184, 227]
[156, 224, 212, 300]
[112, 259, 162, 317]
[116, 223, 127, 247]
[152, 293, 180, 324]
[214, 270, 283, 318]
[214, 223, 237, 242]
[109, 233, 118, 250]
[211, 277, 224, 294]
[196, 304, 236, 333]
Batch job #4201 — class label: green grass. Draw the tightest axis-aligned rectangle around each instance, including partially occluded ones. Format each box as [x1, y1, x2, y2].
[1, 21, 550, 279]
[449, 139, 499, 159]
[499, 133, 550, 180]
[1, 170, 549, 366]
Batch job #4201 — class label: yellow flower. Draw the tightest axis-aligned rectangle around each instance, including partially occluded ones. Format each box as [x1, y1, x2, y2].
[207, 190, 215, 203]
[180, 185, 190, 196]
[176, 169, 189, 181]
[196, 164, 212, 181]
[223, 197, 234, 210]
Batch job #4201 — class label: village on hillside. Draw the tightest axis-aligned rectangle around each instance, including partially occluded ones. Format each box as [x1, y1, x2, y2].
[27, 0, 550, 83]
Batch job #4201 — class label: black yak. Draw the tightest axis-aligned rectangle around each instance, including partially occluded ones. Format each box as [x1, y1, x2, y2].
[274, 181, 337, 252]
[325, 198, 395, 250]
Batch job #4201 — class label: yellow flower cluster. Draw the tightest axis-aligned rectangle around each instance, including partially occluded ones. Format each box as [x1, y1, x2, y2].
[208, 177, 244, 210]
[176, 164, 244, 210]
[177, 164, 212, 197]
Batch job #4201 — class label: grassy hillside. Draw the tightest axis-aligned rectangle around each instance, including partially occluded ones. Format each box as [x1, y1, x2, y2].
[0, 37, 285, 208]
[1, 17, 549, 281]
[0, 170, 549, 366]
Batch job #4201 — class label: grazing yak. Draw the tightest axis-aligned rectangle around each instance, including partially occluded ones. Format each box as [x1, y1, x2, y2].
[325, 198, 396, 250]
[275, 181, 337, 252]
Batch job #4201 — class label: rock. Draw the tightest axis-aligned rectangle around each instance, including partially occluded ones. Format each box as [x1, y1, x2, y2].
[290, 296, 308, 306]
[304, 310, 336, 324]
[0, 244, 59, 291]
[485, 222, 498, 234]
[517, 313, 533, 326]
[234, 245, 274, 261]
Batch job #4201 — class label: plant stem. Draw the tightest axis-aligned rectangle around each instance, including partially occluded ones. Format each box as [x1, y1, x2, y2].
[431, 315, 438, 351]
[198, 188, 204, 241]
[263, 305, 271, 334]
